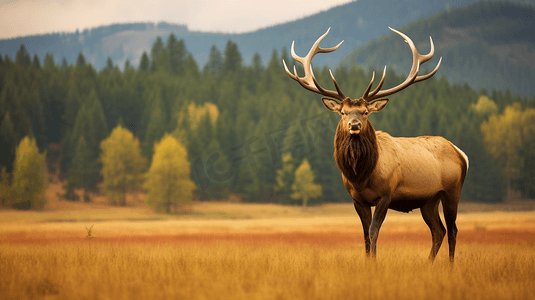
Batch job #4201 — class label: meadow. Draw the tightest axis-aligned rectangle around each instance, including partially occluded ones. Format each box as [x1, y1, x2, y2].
[1, 186, 535, 300]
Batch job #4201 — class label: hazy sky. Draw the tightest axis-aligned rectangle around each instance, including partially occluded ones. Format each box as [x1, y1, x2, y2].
[0, 0, 354, 39]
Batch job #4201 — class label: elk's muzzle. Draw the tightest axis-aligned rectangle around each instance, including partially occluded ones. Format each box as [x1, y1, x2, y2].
[348, 122, 362, 134]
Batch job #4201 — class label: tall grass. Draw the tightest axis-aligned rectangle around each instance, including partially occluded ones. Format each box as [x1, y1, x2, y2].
[1, 241, 534, 300]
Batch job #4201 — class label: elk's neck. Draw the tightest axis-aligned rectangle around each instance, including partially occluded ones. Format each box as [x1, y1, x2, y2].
[334, 120, 379, 187]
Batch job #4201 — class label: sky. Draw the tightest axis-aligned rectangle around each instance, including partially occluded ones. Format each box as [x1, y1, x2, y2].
[0, 0, 354, 39]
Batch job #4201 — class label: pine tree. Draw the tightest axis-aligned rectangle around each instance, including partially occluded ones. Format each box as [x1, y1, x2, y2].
[11, 137, 47, 210]
[0, 112, 16, 173]
[76, 52, 86, 67]
[222, 40, 242, 77]
[63, 84, 82, 129]
[275, 153, 296, 204]
[144, 135, 196, 213]
[68, 136, 97, 202]
[143, 90, 167, 159]
[0, 167, 10, 206]
[100, 125, 147, 205]
[167, 34, 186, 76]
[203, 45, 222, 77]
[139, 51, 150, 72]
[150, 37, 170, 73]
[184, 53, 200, 79]
[87, 89, 109, 153]
[32, 54, 41, 69]
[15, 44, 31, 68]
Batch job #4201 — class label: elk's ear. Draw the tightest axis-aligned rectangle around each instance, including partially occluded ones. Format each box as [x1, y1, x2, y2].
[368, 99, 389, 112]
[321, 98, 342, 112]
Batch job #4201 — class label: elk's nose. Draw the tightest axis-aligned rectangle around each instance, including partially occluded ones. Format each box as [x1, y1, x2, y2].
[348, 121, 361, 131]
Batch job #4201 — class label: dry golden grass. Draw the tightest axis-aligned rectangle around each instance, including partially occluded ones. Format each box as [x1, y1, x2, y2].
[1, 240, 534, 300]
[1, 182, 535, 299]
[1, 208, 535, 300]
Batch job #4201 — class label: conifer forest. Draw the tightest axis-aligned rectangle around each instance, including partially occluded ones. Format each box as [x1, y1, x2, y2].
[1, 34, 534, 209]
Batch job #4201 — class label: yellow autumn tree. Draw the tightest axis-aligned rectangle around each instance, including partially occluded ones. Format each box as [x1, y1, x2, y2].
[291, 159, 322, 207]
[174, 101, 219, 145]
[11, 136, 47, 210]
[144, 135, 196, 213]
[471, 95, 498, 118]
[481, 103, 535, 190]
[100, 125, 147, 205]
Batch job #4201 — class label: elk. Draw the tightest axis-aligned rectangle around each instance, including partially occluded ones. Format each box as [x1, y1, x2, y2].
[283, 27, 468, 262]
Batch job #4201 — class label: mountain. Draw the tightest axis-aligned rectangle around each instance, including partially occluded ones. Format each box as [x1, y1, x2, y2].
[340, 2, 535, 98]
[1, 0, 529, 71]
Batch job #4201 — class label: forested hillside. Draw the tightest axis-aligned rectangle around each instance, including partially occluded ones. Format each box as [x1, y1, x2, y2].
[341, 2, 535, 97]
[1, 0, 533, 92]
[1, 33, 534, 208]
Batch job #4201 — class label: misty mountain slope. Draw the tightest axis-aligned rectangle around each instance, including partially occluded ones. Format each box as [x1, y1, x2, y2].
[0, 0, 518, 70]
[340, 2, 535, 97]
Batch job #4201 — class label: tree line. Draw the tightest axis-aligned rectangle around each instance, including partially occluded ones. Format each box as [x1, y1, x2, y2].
[1, 33, 534, 210]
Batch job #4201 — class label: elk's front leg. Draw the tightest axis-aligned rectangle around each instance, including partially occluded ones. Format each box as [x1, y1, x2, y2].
[353, 200, 372, 256]
[370, 197, 391, 258]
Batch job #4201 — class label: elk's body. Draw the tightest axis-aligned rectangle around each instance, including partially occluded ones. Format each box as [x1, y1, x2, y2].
[283, 28, 468, 261]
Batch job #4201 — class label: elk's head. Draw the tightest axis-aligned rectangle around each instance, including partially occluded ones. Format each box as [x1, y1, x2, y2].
[283, 27, 441, 136]
[322, 97, 388, 135]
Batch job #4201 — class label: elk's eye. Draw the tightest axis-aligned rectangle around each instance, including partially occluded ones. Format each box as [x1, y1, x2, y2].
[364, 111, 369, 116]
[340, 111, 345, 115]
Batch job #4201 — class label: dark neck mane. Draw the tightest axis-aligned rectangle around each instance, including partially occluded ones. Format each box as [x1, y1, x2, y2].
[333, 121, 379, 187]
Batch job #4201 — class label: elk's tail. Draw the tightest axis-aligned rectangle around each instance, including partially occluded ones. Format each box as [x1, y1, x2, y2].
[449, 142, 469, 182]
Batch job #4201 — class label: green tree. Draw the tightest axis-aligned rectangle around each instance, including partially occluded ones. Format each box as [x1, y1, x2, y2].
[15, 44, 31, 68]
[63, 83, 82, 129]
[143, 89, 167, 159]
[32, 54, 41, 69]
[144, 135, 195, 213]
[100, 125, 147, 205]
[167, 34, 186, 76]
[222, 40, 242, 77]
[184, 53, 200, 79]
[139, 51, 150, 72]
[67, 136, 97, 202]
[291, 159, 322, 207]
[275, 153, 295, 204]
[63, 89, 108, 176]
[0, 167, 10, 206]
[150, 36, 170, 73]
[203, 45, 222, 77]
[11, 136, 47, 210]
[76, 52, 86, 67]
[0, 112, 16, 173]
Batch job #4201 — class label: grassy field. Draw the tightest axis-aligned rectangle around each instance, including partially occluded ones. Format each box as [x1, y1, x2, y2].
[1, 183, 535, 299]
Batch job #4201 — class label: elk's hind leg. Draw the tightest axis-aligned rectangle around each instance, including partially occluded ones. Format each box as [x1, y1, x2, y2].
[420, 193, 446, 261]
[442, 189, 460, 263]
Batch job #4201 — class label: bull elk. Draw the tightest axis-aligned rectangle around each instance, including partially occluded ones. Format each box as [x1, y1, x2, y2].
[283, 27, 469, 262]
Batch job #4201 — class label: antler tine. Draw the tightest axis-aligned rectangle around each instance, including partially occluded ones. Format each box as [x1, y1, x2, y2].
[365, 27, 441, 102]
[367, 66, 387, 99]
[364, 71, 375, 98]
[414, 56, 442, 83]
[282, 28, 346, 101]
[329, 69, 346, 99]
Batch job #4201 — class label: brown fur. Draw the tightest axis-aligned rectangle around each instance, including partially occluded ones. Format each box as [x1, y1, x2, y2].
[334, 120, 378, 188]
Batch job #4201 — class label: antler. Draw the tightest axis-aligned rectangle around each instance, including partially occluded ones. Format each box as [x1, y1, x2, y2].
[283, 28, 346, 101]
[363, 27, 442, 103]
